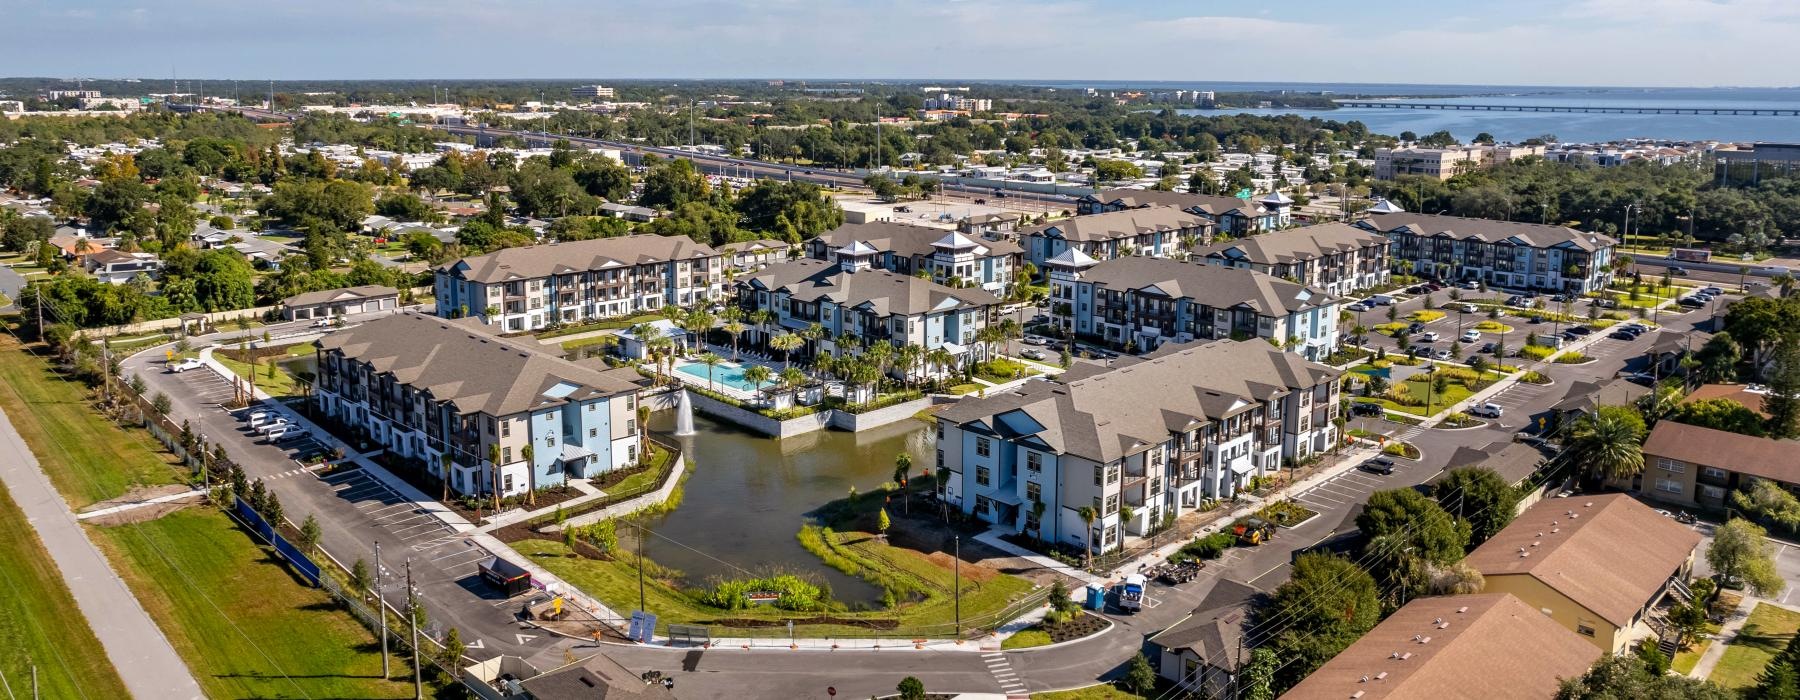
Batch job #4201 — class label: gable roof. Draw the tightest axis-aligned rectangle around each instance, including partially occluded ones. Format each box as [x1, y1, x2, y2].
[519, 652, 675, 700]
[1439, 440, 1551, 487]
[1365, 212, 1615, 252]
[812, 220, 1021, 259]
[1084, 188, 1260, 216]
[739, 259, 998, 317]
[282, 285, 399, 309]
[1147, 579, 1260, 672]
[315, 312, 639, 417]
[1465, 493, 1701, 627]
[1024, 206, 1212, 243]
[440, 234, 718, 284]
[717, 238, 791, 255]
[1643, 420, 1793, 482]
[1192, 222, 1388, 266]
[1077, 257, 1335, 316]
[1283, 593, 1600, 700]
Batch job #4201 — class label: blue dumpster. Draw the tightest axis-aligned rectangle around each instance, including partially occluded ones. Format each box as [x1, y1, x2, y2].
[1084, 584, 1105, 611]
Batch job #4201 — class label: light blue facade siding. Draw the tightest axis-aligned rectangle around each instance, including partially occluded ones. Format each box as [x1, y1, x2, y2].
[526, 396, 619, 487]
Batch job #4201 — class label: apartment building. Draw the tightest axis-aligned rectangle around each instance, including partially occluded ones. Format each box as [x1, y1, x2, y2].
[1075, 188, 1290, 235]
[1359, 212, 1616, 293]
[804, 221, 1023, 296]
[313, 313, 644, 500]
[434, 234, 725, 332]
[1465, 494, 1701, 654]
[717, 239, 791, 271]
[1191, 222, 1392, 295]
[1022, 206, 1213, 270]
[734, 253, 1001, 371]
[1047, 254, 1340, 361]
[1640, 420, 1790, 510]
[1284, 593, 1600, 700]
[934, 339, 1341, 554]
[1373, 144, 1547, 180]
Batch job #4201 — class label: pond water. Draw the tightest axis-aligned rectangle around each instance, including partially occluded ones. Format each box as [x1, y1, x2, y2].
[632, 411, 937, 605]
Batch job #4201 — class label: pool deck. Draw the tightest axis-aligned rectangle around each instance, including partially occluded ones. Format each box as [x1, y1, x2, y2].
[668, 356, 776, 402]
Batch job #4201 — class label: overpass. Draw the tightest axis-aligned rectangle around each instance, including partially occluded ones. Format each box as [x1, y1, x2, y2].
[1333, 100, 1800, 116]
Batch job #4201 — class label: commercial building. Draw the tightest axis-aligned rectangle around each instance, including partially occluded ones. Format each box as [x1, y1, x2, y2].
[935, 339, 1341, 554]
[1191, 222, 1392, 295]
[1714, 142, 1800, 185]
[1047, 254, 1340, 361]
[1640, 420, 1790, 510]
[1359, 212, 1616, 293]
[804, 221, 1023, 296]
[1465, 493, 1701, 653]
[1373, 144, 1547, 180]
[1283, 593, 1600, 700]
[281, 285, 399, 321]
[569, 85, 616, 99]
[434, 234, 725, 332]
[1021, 206, 1213, 270]
[922, 94, 992, 112]
[1075, 188, 1290, 235]
[313, 313, 644, 499]
[734, 255, 1001, 371]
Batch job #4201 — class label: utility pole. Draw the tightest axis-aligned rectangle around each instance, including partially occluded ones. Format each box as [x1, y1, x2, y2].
[376, 540, 389, 679]
[953, 535, 961, 638]
[408, 559, 422, 700]
[635, 521, 647, 613]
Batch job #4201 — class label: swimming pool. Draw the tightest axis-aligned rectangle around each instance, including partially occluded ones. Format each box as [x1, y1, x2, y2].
[676, 361, 776, 393]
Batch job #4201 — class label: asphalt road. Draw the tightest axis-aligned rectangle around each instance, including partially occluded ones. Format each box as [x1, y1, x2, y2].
[0, 406, 206, 699]
[0, 264, 24, 313]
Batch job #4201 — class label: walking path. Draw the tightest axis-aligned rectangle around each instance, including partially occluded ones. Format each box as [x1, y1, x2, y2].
[75, 487, 207, 520]
[1689, 591, 1762, 680]
[0, 406, 206, 699]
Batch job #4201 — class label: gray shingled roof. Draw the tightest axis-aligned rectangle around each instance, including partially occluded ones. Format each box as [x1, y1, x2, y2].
[1366, 212, 1616, 251]
[1024, 206, 1212, 243]
[1148, 579, 1261, 671]
[739, 259, 999, 316]
[1077, 257, 1335, 316]
[439, 234, 719, 284]
[1193, 222, 1387, 266]
[282, 285, 398, 309]
[315, 312, 639, 417]
[938, 339, 1339, 462]
[1085, 188, 1258, 216]
[814, 220, 1022, 258]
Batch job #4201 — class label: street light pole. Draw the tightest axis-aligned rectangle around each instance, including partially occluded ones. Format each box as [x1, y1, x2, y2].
[376, 540, 389, 679]
[408, 559, 422, 700]
[953, 536, 962, 638]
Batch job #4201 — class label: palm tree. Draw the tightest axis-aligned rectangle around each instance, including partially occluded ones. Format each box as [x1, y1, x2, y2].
[779, 366, 805, 399]
[865, 340, 895, 387]
[521, 443, 536, 507]
[487, 442, 503, 512]
[723, 320, 747, 360]
[1568, 407, 1646, 482]
[439, 451, 453, 503]
[801, 322, 827, 361]
[769, 333, 803, 370]
[742, 364, 773, 404]
[936, 466, 953, 522]
[894, 452, 913, 514]
[749, 309, 774, 348]
[895, 344, 924, 388]
[1030, 500, 1048, 545]
[999, 318, 1022, 357]
[1077, 506, 1098, 569]
[627, 321, 661, 360]
[698, 352, 724, 392]
[927, 347, 956, 383]
[684, 309, 715, 354]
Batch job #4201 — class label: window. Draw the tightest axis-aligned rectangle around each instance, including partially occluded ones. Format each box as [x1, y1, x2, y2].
[936, 449, 944, 469]
[1701, 485, 1726, 499]
[546, 434, 556, 447]
[588, 455, 598, 465]
[1654, 479, 1683, 495]
[626, 419, 636, 434]
[503, 475, 514, 492]
[1656, 458, 1686, 474]
[1105, 493, 1119, 515]
[1026, 452, 1042, 473]
[588, 404, 596, 412]
[503, 447, 513, 463]
[975, 496, 992, 516]
[501, 420, 511, 438]
[1094, 465, 1104, 486]
[1702, 467, 1728, 480]
[589, 428, 597, 438]
[627, 445, 637, 462]
[976, 437, 991, 458]
[1026, 481, 1040, 503]
[1107, 463, 1121, 484]
[486, 416, 496, 436]
[976, 467, 991, 486]
[1576, 621, 1597, 638]
[937, 423, 945, 440]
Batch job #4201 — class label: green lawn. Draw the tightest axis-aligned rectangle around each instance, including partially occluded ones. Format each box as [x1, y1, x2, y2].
[1366, 367, 1505, 417]
[1003, 627, 1054, 650]
[216, 347, 314, 398]
[1712, 603, 1800, 689]
[0, 487, 132, 697]
[975, 358, 1039, 383]
[1672, 619, 1723, 675]
[0, 338, 185, 507]
[560, 333, 621, 354]
[92, 510, 419, 699]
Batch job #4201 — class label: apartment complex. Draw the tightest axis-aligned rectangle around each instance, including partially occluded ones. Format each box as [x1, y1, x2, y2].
[1466, 494, 1701, 653]
[1047, 254, 1340, 361]
[1021, 206, 1213, 270]
[1640, 420, 1790, 510]
[1075, 188, 1290, 235]
[312, 313, 644, 499]
[717, 239, 791, 271]
[1373, 144, 1547, 180]
[734, 255, 1000, 370]
[1359, 212, 1616, 293]
[434, 234, 725, 332]
[935, 339, 1341, 554]
[1283, 593, 1600, 700]
[1191, 222, 1392, 296]
[804, 221, 1023, 296]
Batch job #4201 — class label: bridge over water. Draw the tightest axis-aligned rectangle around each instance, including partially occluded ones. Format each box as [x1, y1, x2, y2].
[1334, 101, 1800, 116]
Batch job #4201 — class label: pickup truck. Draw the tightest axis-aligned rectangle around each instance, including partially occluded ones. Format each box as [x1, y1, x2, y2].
[1117, 573, 1147, 614]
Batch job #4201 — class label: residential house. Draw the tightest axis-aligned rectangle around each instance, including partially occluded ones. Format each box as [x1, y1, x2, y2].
[1640, 420, 1789, 511]
[1439, 440, 1557, 511]
[717, 239, 791, 272]
[82, 248, 161, 284]
[804, 221, 1024, 297]
[1046, 254, 1340, 361]
[934, 339, 1340, 554]
[1465, 493, 1702, 653]
[313, 312, 644, 499]
[1075, 188, 1288, 235]
[1148, 579, 1259, 697]
[281, 285, 400, 321]
[1191, 222, 1392, 295]
[434, 234, 725, 332]
[599, 202, 659, 222]
[1282, 593, 1599, 700]
[1021, 206, 1213, 270]
[734, 255, 1000, 372]
[1360, 212, 1616, 293]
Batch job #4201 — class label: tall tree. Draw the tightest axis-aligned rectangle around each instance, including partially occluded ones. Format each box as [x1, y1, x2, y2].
[1709, 518, 1784, 596]
[1434, 467, 1520, 546]
[1766, 334, 1800, 439]
[1567, 406, 1647, 482]
[1265, 553, 1381, 693]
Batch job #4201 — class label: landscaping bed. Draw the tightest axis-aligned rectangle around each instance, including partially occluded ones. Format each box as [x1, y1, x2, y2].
[1383, 441, 1422, 460]
[1254, 500, 1317, 528]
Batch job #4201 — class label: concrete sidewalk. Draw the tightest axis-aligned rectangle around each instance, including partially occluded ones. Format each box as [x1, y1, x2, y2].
[0, 406, 206, 699]
[1688, 591, 1760, 680]
[76, 487, 206, 520]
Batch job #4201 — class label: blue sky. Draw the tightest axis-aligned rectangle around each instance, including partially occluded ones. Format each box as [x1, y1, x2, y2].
[3, 0, 1797, 86]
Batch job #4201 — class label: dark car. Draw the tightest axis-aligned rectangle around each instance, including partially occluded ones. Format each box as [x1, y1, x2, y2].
[1479, 342, 1497, 355]
[1351, 402, 1384, 417]
[1670, 266, 1690, 276]
[1610, 330, 1636, 340]
[1567, 326, 1593, 336]
[1678, 296, 1706, 307]
[1360, 457, 1397, 475]
[1405, 321, 1425, 334]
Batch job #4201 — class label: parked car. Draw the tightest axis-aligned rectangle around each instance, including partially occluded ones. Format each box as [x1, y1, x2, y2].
[1431, 348, 1452, 360]
[167, 358, 205, 373]
[1468, 403, 1504, 418]
[1610, 330, 1637, 340]
[1406, 322, 1426, 334]
[1458, 280, 1481, 290]
[1369, 294, 1396, 306]
[1346, 301, 1371, 312]
[254, 419, 292, 436]
[1023, 336, 1048, 346]
[1351, 401, 1384, 417]
[1478, 342, 1496, 354]
[311, 317, 337, 329]
[263, 425, 308, 443]
[1505, 295, 1527, 307]
[1594, 298, 1618, 309]
[1418, 330, 1440, 343]
[1460, 329, 1481, 342]
[1455, 303, 1478, 314]
[1678, 296, 1706, 307]
[1701, 286, 1724, 295]
[1567, 326, 1593, 336]
[1670, 266, 1690, 276]
[1021, 349, 1048, 361]
[1360, 457, 1397, 475]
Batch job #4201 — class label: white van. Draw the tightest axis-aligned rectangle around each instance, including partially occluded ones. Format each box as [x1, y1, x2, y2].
[1369, 294, 1396, 306]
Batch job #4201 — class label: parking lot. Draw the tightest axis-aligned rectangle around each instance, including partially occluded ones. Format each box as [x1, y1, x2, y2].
[166, 365, 240, 407]
[1292, 446, 1424, 513]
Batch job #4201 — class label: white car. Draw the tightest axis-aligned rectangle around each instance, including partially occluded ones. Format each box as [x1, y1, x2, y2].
[1468, 403, 1504, 418]
[1418, 331, 1440, 343]
[1460, 329, 1482, 343]
[263, 425, 307, 443]
[167, 358, 205, 373]
[254, 418, 292, 435]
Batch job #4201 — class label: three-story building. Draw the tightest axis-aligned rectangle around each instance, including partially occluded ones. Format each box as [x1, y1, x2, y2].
[1021, 206, 1214, 270]
[1359, 212, 1615, 293]
[804, 221, 1024, 297]
[1076, 188, 1289, 235]
[434, 234, 726, 332]
[1191, 222, 1391, 296]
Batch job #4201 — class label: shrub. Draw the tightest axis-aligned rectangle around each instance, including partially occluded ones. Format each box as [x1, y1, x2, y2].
[1518, 345, 1555, 361]
[1554, 351, 1590, 364]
